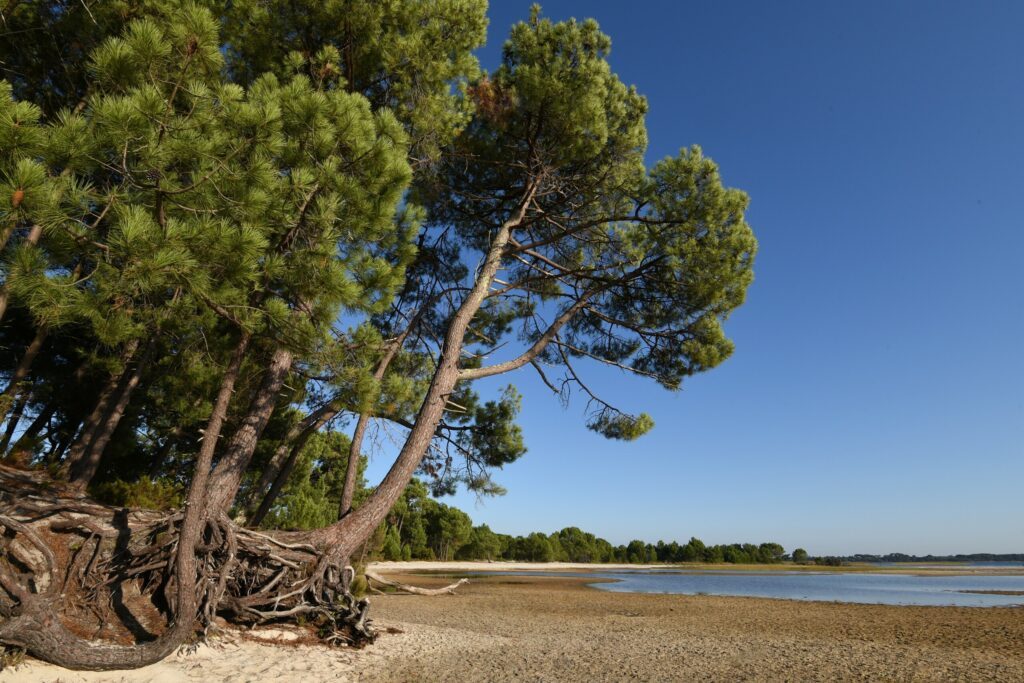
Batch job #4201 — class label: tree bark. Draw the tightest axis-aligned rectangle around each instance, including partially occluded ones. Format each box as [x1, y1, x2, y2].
[68, 342, 157, 489]
[307, 182, 537, 557]
[205, 346, 293, 514]
[245, 397, 341, 514]
[337, 411, 369, 518]
[0, 396, 26, 455]
[247, 406, 336, 527]
[5, 401, 57, 465]
[60, 340, 139, 476]
[338, 326, 410, 519]
[0, 333, 252, 669]
[193, 331, 252, 493]
[0, 324, 48, 421]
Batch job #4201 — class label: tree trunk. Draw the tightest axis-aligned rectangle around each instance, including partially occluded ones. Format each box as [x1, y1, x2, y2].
[205, 346, 293, 514]
[307, 183, 536, 558]
[60, 340, 140, 475]
[0, 323, 49, 422]
[248, 406, 336, 527]
[339, 324, 412, 518]
[338, 411, 370, 517]
[249, 318, 412, 526]
[249, 319, 411, 526]
[245, 397, 341, 514]
[0, 333, 253, 669]
[5, 402, 57, 465]
[192, 331, 251, 492]
[68, 342, 156, 489]
[0, 396, 26, 455]
[0, 223, 43, 322]
[0, 187, 536, 669]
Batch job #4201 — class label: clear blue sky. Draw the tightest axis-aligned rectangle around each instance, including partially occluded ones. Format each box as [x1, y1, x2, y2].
[367, 1, 1024, 556]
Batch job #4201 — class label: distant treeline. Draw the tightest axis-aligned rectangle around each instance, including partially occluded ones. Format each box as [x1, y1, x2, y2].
[366, 479, 794, 564]
[843, 553, 1024, 563]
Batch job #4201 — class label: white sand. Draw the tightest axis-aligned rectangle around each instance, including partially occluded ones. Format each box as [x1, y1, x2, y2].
[0, 620, 475, 683]
[0, 563, 605, 683]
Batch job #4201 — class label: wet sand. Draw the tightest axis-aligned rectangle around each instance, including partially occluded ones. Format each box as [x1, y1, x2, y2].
[4, 570, 1023, 682]
[363, 572, 1024, 682]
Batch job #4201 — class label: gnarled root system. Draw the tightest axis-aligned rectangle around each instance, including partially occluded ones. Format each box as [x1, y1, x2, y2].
[0, 465, 373, 671]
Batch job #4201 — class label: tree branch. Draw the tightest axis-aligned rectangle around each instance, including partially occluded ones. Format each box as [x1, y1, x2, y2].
[459, 284, 597, 382]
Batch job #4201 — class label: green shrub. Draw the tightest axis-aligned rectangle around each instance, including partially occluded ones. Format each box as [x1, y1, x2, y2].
[91, 478, 183, 510]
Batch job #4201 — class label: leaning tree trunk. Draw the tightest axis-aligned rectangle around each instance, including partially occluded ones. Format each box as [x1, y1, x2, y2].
[0, 189, 536, 670]
[0, 333, 260, 671]
[4, 402, 57, 466]
[0, 324, 49, 432]
[338, 411, 370, 518]
[0, 332, 252, 668]
[68, 342, 156, 489]
[60, 340, 140, 476]
[204, 346, 293, 515]
[0, 330, 374, 667]
[248, 406, 336, 527]
[249, 323, 410, 526]
[245, 397, 341, 519]
[338, 326, 410, 519]
[307, 183, 536, 559]
[249, 322, 410, 526]
[0, 396, 27, 454]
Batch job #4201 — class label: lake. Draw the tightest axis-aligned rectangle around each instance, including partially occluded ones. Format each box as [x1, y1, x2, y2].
[473, 570, 1024, 607]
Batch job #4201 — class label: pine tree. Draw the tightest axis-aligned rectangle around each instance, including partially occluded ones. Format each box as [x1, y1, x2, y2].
[0, 3, 756, 670]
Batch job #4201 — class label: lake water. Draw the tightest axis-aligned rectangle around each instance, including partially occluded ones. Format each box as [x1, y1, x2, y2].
[474, 570, 1024, 607]
[868, 561, 1024, 568]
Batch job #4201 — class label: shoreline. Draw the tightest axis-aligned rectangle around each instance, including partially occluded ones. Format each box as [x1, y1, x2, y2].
[3, 571, 1022, 682]
[370, 559, 1024, 577]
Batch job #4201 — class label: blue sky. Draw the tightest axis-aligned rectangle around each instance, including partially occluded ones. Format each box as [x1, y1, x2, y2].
[367, 1, 1024, 555]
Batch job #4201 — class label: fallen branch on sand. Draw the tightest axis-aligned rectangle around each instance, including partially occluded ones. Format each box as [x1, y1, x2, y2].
[365, 570, 469, 596]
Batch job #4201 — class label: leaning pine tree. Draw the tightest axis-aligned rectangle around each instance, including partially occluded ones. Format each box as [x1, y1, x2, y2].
[0, 3, 756, 671]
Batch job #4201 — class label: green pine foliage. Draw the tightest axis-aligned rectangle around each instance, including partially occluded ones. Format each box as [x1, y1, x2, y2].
[259, 431, 365, 530]
[1, 3, 757, 568]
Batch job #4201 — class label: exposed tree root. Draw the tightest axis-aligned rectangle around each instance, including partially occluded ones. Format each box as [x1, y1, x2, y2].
[0, 465, 374, 670]
[365, 570, 469, 596]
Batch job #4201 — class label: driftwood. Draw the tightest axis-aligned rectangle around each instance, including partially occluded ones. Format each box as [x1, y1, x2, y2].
[365, 570, 469, 596]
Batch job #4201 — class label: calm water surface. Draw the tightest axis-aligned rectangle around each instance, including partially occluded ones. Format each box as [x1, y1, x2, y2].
[474, 570, 1024, 607]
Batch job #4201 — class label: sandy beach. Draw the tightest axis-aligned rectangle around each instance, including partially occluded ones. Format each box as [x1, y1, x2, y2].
[3, 564, 1023, 682]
